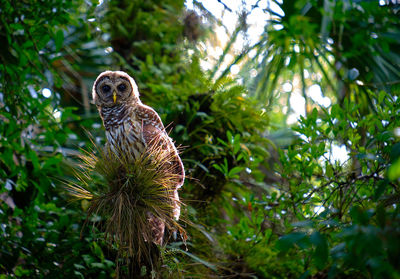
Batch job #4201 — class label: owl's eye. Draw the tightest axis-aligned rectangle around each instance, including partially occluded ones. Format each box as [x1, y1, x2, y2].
[102, 85, 111, 92]
[117, 84, 127, 91]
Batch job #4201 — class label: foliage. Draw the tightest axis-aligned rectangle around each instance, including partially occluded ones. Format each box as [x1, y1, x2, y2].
[1, 0, 400, 278]
[209, 0, 400, 114]
[274, 90, 400, 278]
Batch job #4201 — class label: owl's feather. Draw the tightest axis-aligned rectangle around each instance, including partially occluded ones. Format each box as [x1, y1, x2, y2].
[137, 104, 185, 188]
[136, 105, 184, 221]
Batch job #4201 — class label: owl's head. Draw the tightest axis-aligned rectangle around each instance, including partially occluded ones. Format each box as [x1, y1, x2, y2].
[92, 71, 140, 107]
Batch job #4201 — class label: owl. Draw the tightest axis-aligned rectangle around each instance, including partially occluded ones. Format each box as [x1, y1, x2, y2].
[92, 71, 184, 245]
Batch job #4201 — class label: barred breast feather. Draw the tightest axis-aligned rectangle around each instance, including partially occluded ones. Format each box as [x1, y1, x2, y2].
[100, 103, 145, 159]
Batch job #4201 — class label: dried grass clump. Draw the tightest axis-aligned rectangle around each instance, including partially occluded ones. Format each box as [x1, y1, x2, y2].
[66, 138, 186, 266]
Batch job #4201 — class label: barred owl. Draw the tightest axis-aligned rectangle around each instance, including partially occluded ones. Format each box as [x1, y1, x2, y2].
[92, 71, 184, 244]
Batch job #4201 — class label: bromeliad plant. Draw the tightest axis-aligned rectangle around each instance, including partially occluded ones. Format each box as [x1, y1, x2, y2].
[66, 137, 186, 275]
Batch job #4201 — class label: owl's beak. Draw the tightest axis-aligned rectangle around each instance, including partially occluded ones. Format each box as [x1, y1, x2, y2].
[113, 91, 117, 103]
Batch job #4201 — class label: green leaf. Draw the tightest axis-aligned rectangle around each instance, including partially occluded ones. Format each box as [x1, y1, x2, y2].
[330, 104, 341, 118]
[325, 164, 334, 177]
[276, 232, 307, 252]
[73, 264, 85, 270]
[378, 90, 386, 104]
[29, 149, 40, 171]
[233, 134, 241, 154]
[55, 29, 64, 51]
[195, 112, 209, 119]
[90, 262, 105, 269]
[226, 130, 233, 144]
[350, 206, 370, 225]
[179, 250, 217, 271]
[74, 271, 84, 279]
[212, 164, 224, 174]
[388, 158, 400, 181]
[91, 241, 104, 262]
[228, 166, 243, 178]
[310, 107, 318, 122]
[310, 232, 328, 270]
[82, 254, 95, 266]
[42, 155, 62, 170]
[216, 137, 228, 147]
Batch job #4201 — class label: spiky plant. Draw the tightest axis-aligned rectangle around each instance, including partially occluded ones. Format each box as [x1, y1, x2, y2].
[66, 138, 186, 275]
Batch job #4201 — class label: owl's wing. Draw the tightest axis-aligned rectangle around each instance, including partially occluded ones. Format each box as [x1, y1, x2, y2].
[136, 104, 185, 189]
